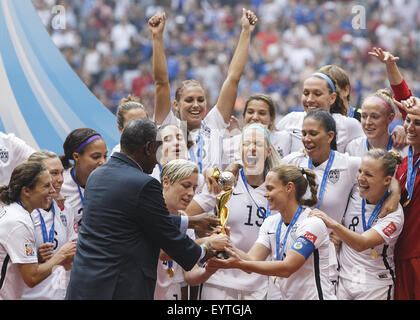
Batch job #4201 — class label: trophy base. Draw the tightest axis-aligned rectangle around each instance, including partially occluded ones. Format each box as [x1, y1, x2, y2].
[216, 251, 229, 259]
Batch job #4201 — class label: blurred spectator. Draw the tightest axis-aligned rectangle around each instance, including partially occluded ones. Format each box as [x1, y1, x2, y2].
[33, 0, 420, 121]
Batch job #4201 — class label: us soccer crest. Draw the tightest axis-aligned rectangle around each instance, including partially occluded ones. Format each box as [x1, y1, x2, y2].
[0, 148, 9, 163]
[328, 169, 340, 184]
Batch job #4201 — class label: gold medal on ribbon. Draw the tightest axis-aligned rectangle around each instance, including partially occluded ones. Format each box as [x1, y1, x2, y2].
[403, 198, 411, 207]
[167, 267, 174, 278]
[370, 249, 378, 260]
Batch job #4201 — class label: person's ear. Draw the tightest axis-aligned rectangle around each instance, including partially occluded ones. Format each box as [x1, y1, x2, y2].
[327, 131, 335, 146]
[329, 92, 337, 106]
[162, 176, 170, 189]
[144, 141, 153, 156]
[21, 186, 32, 199]
[72, 152, 80, 164]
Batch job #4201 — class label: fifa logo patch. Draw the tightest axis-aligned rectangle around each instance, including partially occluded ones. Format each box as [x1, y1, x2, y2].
[25, 243, 35, 257]
[0, 148, 9, 163]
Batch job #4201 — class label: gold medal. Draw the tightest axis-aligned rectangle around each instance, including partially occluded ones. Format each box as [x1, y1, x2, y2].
[403, 198, 411, 207]
[167, 267, 174, 278]
[370, 249, 378, 260]
[273, 276, 277, 284]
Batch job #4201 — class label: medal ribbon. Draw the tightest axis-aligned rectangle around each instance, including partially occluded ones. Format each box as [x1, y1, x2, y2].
[71, 167, 85, 206]
[361, 191, 390, 231]
[406, 146, 420, 202]
[348, 105, 354, 118]
[366, 134, 393, 151]
[275, 205, 303, 261]
[308, 150, 335, 209]
[240, 169, 271, 219]
[189, 129, 203, 173]
[36, 204, 56, 243]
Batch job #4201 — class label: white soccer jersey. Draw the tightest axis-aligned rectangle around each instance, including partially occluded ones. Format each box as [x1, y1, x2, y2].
[221, 130, 292, 168]
[0, 203, 38, 300]
[159, 107, 229, 172]
[110, 143, 121, 156]
[0, 132, 36, 185]
[282, 151, 361, 224]
[193, 173, 271, 293]
[339, 190, 404, 287]
[256, 208, 336, 300]
[276, 112, 364, 153]
[61, 168, 84, 234]
[345, 136, 409, 159]
[21, 201, 76, 300]
[154, 228, 195, 300]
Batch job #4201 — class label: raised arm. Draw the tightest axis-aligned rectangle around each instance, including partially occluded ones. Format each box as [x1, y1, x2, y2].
[149, 13, 172, 125]
[216, 8, 258, 123]
[368, 47, 403, 86]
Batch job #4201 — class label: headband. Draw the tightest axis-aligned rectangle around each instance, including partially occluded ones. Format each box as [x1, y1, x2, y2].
[74, 135, 102, 153]
[312, 72, 336, 93]
[367, 96, 394, 115]
[242, 124, 271, 146]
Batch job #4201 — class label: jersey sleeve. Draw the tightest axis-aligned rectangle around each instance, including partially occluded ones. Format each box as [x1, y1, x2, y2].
[255, 216, 275, 251]
[281, 152, 305, 166]
[346, 117, 364, 142]
[207, 105, 230, 129]
[348, 155, 362, 185]
[5, 222, 38, 264]
[156, 109, 181, 128]
[10, 134, 36, 164]
[371, 208, 404, 245]
[191, 186, 216, 213]
[291, 217, 328, 259]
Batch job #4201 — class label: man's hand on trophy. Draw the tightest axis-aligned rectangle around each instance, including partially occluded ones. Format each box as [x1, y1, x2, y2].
[187, 212, 220, 233]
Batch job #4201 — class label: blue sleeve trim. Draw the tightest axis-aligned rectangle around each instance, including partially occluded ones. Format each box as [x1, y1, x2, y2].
[291, 236, 315, 260]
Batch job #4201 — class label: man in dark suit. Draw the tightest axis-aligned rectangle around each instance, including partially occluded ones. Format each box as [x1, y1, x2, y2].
[66, 119, 217, 299]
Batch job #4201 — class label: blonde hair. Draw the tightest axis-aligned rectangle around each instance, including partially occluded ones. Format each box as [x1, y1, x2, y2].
[161, 159, 199, 185]
[270, 164, 318, 207]
[116, 95, 148, 129]
[364, 88, 398, 115]
[28, 150, 58, 163]
[364, 148, 403, 177]
[241, 123, 282, 174]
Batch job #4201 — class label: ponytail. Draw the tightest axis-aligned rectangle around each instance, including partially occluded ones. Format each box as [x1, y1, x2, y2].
[300, 168, 318, 207]
[270, 164, 319, 207]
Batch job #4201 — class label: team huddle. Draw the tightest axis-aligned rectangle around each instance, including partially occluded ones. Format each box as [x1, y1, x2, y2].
[0, 10, 420, 300]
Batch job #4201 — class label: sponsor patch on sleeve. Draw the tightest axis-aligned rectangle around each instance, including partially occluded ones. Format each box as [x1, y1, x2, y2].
[382, 222, 397, 237]
[25, 243, 35, 257]
[303, 231, 317, 244]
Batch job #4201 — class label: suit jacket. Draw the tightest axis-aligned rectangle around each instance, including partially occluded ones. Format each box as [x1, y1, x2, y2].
[65, 152, 202, 300]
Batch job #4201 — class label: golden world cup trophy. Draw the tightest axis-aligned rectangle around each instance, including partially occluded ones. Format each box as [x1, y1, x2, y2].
[212, 168, 235, 259]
